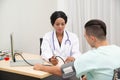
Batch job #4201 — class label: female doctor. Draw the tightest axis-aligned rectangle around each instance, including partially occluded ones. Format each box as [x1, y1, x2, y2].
[41, 11, 81, 65]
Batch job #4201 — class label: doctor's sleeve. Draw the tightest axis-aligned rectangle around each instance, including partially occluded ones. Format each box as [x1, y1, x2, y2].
[71, 35, 81, 59]
[41, 38, 53, 61]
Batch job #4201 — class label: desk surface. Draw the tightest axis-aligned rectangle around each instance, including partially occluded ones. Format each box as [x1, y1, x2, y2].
[0, 53, 51, 79]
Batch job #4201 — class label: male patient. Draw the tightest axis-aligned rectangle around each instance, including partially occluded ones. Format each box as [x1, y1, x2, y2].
[34, 19, 120, 80]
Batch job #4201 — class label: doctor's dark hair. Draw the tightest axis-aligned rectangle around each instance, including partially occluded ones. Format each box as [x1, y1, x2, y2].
[85, 19, 107, 40]
[50, 11, 67, 26]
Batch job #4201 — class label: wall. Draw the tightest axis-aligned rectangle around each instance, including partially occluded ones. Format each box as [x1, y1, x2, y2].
[57, 0, 120, 52]
[0, 0, 57, 54]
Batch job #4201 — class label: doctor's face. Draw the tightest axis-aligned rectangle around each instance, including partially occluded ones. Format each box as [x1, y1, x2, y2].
[53, 18, 66, 34]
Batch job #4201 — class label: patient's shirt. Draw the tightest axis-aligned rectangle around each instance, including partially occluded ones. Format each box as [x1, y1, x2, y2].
[74, 45, 120, 80]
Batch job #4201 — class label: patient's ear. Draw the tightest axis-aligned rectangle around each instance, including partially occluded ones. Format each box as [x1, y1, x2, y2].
[90, 35, 97, 42]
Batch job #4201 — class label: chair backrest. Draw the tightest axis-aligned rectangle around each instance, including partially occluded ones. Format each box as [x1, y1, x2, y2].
[40, 38, 43, 55]
[113, 67, 120, 80]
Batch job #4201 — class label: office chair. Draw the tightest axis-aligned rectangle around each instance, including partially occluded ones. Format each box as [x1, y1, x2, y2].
[113, 67, 120, 80]
[40, 38, 43, 55]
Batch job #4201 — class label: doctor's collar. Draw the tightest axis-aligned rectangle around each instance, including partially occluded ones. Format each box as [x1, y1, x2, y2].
[53, 30, 66, 36]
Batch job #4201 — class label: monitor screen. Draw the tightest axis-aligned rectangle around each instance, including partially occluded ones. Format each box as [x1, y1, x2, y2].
[10, 33, 16, 62]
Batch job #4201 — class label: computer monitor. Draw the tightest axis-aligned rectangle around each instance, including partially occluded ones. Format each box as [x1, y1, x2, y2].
[10, 33, 16, 62]
[9, 33, 51, 66]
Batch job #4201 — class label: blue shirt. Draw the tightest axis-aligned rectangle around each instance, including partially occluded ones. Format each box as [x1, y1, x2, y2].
[74, 45, 120, 80]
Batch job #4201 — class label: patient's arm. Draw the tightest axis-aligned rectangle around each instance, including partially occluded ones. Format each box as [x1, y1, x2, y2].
[33, 64, 62, 76]
[34, 62, 76, 79]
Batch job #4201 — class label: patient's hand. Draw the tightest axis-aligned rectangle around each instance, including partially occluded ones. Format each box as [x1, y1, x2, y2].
[65, 57, 75, 63]
[33, 64, 43, 71]
[82, 75, 87, 80]
[49, 56, 58, 65]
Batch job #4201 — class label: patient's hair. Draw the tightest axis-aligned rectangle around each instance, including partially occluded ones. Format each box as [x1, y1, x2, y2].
[85, 19, 107, 40]
[50, 11, 67, 26]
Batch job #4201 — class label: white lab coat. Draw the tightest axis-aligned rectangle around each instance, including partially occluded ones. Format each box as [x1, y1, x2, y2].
[41, 30, 81, 62]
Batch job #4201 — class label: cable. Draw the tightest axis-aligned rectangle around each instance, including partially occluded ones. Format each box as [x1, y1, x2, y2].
[55, 56, 65, 64]
[14, 53, 65, 66]
[14, 53, 34, 66]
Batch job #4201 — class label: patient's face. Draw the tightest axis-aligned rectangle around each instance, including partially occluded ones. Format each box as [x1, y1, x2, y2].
[84, 31, 95, 48]
[84, 31, 90, 44]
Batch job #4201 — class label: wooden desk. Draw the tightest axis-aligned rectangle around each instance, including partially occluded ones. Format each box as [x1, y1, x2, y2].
[0, 53, 51, 79]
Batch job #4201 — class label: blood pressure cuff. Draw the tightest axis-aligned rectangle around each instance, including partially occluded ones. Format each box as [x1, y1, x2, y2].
[61, 62, 76, 79]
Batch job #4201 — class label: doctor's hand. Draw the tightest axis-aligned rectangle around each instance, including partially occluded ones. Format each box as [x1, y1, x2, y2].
[49, 56, 58, 65]
[65, 57, 75, 63]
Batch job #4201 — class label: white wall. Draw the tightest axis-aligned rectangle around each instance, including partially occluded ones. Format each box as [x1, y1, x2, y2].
[57, 0, 120, 53]
[0, 0, 57, 54]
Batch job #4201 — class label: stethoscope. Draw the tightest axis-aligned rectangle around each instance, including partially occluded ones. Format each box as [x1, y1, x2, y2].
[52, 30, 71, 64]
[52, 30, 71, 51]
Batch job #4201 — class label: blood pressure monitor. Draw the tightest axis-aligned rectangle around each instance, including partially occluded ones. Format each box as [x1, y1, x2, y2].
[61, 62, 76, 79]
